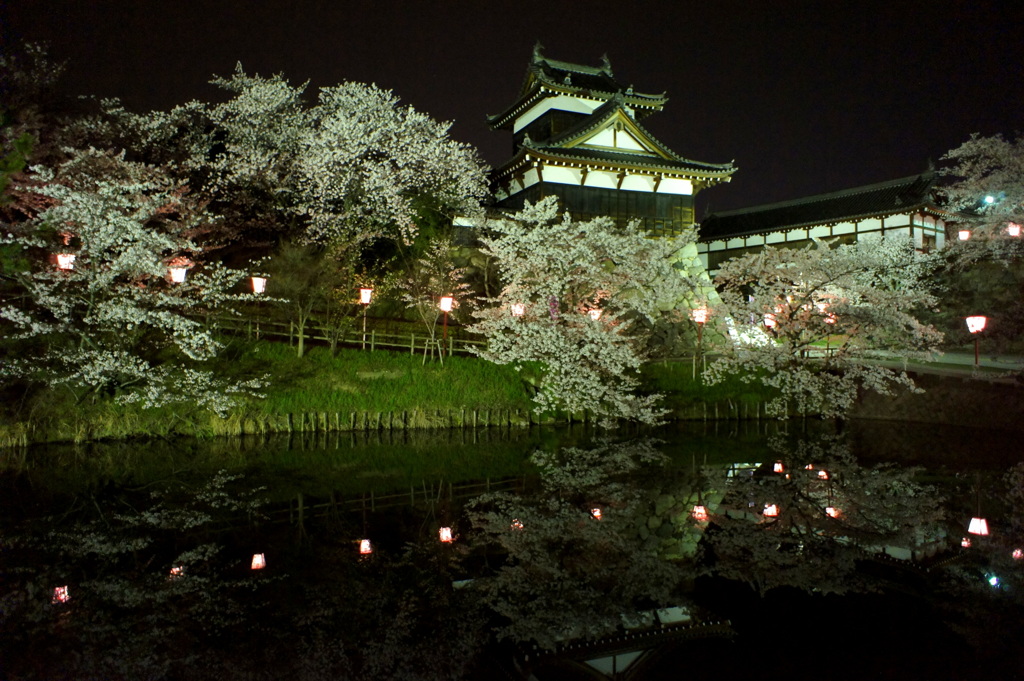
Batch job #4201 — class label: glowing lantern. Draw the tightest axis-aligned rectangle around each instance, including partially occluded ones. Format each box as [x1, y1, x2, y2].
[818, 470, 829, 480]
[966, 316, 987, 334]
[251, 553, 266, 570]
[590, 508, 603, 520]
[510, 519, 524, 530]
[825, 506, 841, 518]
[510, 303, 525, 317]
[691, 505, 709, 522]
[52, 586, 70, 604]
[805, 464, 814, 470]
[763, 313, 777, 328]
[438, 296, 454, 312]
[773, 461, 784, 473]
[439, 527, 454, 543]
[1013, 548, 1023, 560]
[169, 266, 189, 283]
[169, 565, 185, 578]
[763, 504, 779, 518]
[359, 539, 373, 555]
[958, 229, 972, 241]
[961, 537, 972, 548]
[359, 287, 373, 305]
[251, 276, 267, 294]
[690, 308, 708, 324]
[588, 308, 603, 321]
[56, 253, 76, 270]
[968, 517, 989, 536]
[1008, 223, 1022, 237]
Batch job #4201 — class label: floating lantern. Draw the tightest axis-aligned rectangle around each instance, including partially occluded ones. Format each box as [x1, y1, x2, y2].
[52, 586, 70, 604]
[1008, 223, 1022, 237]
[359, 539, 373, 555]
[510, 303, 525, 317]
[590, 508, 602, 520]
[510, 519, 524, 530]
[251, 553, 266, 570]
[773, 461, 784, 473]
[588, 308, 603, 321]
[958, 229, 972, 241]
[438, 296, 454, 312]
[359, 287, 373, 305]
[818, 470, 829, 480]
[962, 537, 972, 548]
[763, 504, 779, 518]
[825, 506, 841, 518]
[690, 307, 708, 324]
[56, 253, 76, 270]
[691, 505, 709, 522]
[968, 517, 989, 536]
[438, 527, 454, 543]
[251, 276, 267, 294]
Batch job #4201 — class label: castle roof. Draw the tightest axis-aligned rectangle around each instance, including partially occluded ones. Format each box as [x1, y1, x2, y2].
[699, 173, 947, 240]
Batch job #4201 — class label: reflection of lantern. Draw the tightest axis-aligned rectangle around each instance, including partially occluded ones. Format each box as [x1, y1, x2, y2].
[438, 296, 454, 312]
[1013, 548, 1023, 560]
[510, 303, 525, 317]
[588, 308, 603, 321]
[968, 517, 989, 535]
[691, 505, 709, 522]
[590, 508, 602, 520]
[962, 537, 972, 548]
[763, 504, 779, 517]
[773, 461, 784, 473]
[825, 506, 841, 518]
[52, 586, 70, 604]
[510, 519, 524, 530]
[251, 553, 266, 570]
[359, 288, 373, 305]
[818, 470, 829, 480]
[251, 276, 267, 294]
[958, 229, 971, 241]
[439, 527, 454, 543]
[359, 539, 373, 555]
[56, 253, 76, 270]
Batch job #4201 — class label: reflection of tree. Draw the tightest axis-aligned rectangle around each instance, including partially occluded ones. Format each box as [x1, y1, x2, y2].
[700, 436, 946, 595]
[463, 439, 697, 650]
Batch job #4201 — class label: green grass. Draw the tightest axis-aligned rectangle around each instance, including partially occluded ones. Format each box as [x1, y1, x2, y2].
[640, 359, 780, 410]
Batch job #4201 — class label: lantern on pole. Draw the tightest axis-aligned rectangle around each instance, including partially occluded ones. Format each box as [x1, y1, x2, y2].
[968, 517, 989, 536]
[966, 315, 987, 368]
[590, 508, 603, 520]
[439, 527, 454, 543]
[359, 539, 373, 555]
[359, 287, 373, 350]
[588, 308, 603, 321]
[1008, 223, 1022, 237]
[763, 313, 777, 329]
[56, 253, 76, 270]
[510, 303, 525, 317]
[818, 470, 830, 480]
[773, 461, 784, 473]
[52, 586, 70, 604]
[168, 257, 192, 283]
[825, 506, 841, 518]
[251, 276, 267, 294]
[251, 553, 267, 570]
[958, 229, 972, 241]
[691, 504, 709, 522]
[763, 503, 779, 518]
[439, 295, 454, 342]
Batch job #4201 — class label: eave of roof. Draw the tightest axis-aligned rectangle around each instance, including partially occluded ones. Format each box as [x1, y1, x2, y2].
[491, 144, 735, 182]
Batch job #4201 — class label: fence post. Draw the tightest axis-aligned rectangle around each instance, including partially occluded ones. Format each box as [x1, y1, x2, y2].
[371, 330, 376, 352]
[410, 333, 415, 355]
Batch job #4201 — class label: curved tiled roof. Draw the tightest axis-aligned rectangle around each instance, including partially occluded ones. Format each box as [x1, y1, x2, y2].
[699, 173, 945, 240]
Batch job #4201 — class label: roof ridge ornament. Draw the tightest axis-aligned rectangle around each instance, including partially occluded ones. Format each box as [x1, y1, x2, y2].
[533, 41, 545, 63]
[601, 53, 613, 75]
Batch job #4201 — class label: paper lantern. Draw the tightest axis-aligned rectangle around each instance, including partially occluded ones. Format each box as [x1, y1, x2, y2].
[958, 229, 971, 241]
[690, 307, 708, 324]
[56, 253, 76, 270]
[169, 266, 188, 283]
[510, 303, 525, 317]
[825, 506, 841, 518]
[773, 461, 784, 473]
[251, 553, 266, 570]
[961, 537, 972, 548]
[968, 517, 989, 535]
[52, 586, 70, 604]
[359, 539, 373, 555]
[1008, 222, 1022, 237]
[438, 527, 454, 543]
[438, 296, 453, 312]
[590, 508, 602, 520]
[588, 308, 603, 321]
[1013, 548, 1023, 560]
[818, 470, 829, 480]
[251, 276, 267, 294]
[359, 287, 373, 305]
[169, 565, 185, 578]
[691, 505, 709, 522]
[965, 316, 987, 334]
[763, 313, 777, 328]
[510, 519, 524, 530]
[763, 504, 779, 517]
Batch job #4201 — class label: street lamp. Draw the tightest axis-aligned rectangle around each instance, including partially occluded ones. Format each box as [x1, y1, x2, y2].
[439, 295, 454, 342]
[359, 287, 373, 350]
[966, 315, 987, 368]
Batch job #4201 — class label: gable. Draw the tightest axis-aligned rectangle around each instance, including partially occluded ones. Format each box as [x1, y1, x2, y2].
[564, 112, 667, 158]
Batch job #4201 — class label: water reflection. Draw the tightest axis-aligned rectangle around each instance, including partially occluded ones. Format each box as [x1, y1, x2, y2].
[2, 425, 1023, 680]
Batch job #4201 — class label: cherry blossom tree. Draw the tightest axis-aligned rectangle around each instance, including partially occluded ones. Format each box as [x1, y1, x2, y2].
[707, 237, 943, 417]
[940, 132, 1024, 264]
[468, 197, 701, 423]
[0, 149, 263, 413]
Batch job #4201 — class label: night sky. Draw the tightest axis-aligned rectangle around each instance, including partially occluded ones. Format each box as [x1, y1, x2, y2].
[3, 0, 1022, 216]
